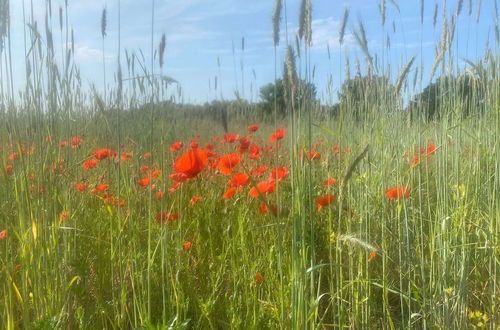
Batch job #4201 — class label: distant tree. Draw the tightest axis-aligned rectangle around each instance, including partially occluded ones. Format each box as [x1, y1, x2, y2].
[259, 78, 317, 116]
[337, 74, 398, 120]
[409, 74, 485, 121]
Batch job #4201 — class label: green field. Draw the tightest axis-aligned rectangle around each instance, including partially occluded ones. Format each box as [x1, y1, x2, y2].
[0, 0, 498, 328]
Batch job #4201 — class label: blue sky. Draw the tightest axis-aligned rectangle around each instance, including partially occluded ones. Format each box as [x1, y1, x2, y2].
[6, 0, 497, 104]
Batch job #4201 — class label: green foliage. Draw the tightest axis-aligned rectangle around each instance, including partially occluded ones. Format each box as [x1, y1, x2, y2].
[409, 73, 486, 120]
[337, 74, 398, 120]
[259, 78, 317, 116]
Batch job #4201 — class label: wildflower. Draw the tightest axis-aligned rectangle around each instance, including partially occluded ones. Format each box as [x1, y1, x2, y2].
[92, 184, 109, 193]
[154, 191, 164, 199]
[151, 169, 161, 179]
[58, 210, 71, 222]
[173, 148, 208, 179]
[223, 187, 236, 199]
[239, 136, 251, 153]
[218, 153, 241, 175]
[190, 141, 198, 148]
[8, 152, 19, 161]
[75, 182, 88, 193]
[247, 124, 259, 133]
[269, 166, 289, 182]
[183, 241, 192, 251]
[368, 251, 376, 262]
[120, 152, 132, 161]
[251, 166, 268, 176]
[83, 159, 98, 170]
[248, 144, 261, 159]
[0, 229, 7, 240]
[5, 164, 13, 175]
[384, 187, 411, 200]
[315, 194, 336, 212]
[137, 177, 151, 187]
[249, 181, 276, 197]
[255, 272, 263, 285]
[71, 136, 83, 148]
[93, 148, 116, 160]
[143, 152, 151, 159]
[222, 133, 240, 143]
[190, 196, 201, 205]
[229, 173, 250, 187]
[306, 150, 321, 160]
[322, 178, 336, 186]
[155, 212, 180, 224]
[170, 141, 183, 152]
[269, 128, 286, 143]
[259, 202, 278, 215]
[169, 182, 182, 192]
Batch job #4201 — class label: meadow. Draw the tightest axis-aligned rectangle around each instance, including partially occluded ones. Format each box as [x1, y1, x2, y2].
[0, 0, 498, 329]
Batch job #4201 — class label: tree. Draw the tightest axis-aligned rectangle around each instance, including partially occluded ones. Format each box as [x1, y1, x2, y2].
[408, 74, 485, 121]
[259, 78, 317, 116]
[337, 74, 398, 120]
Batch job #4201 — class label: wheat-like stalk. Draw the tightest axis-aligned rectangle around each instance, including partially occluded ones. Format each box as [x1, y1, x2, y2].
[339, 8, 349, 46]
[101, 7, 107, 38]
[379, 0, 386, 27]
[298, 0, 312, 46]
[337, 234, 378, 253]
[272, 0, 282, 47]
[433, 2, 439, 27]
[395, 56, 416, 95]
[158, 33, 166, 69]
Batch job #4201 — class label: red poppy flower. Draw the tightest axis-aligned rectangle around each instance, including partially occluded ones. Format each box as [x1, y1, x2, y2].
[8, 152, 19, 161]
[170, 141, 183, 152]
[315, 194, 336, 212]
[174, 148, 208, 179]
[155, 191, 164, 199]
[183, 241, 192, 251]
[255, 272, 263, 285]
[248, 124, 259, 133]
[169, 182, 182, 192]
[251, 166, 268, 176]
[0, 229, 7, 240]
[306, 150, 321, 160]
[239, 136, 251, 153]
[71, 136, 83, 148]
[269, 166, 289, 182]
[190, 196, 201, 205]
[143, 152, 151, 159]
[248, 144, 261, 159]
[190, 141, 198, 148]
[269, 128, 286, 142]
[229, 173, 250, 187]
[249, 181, 276, 197]
[424, 144, 437, 155]
[155, 212, 180, 224]
[322, 178, 336, 186]
[93, 148, 116, 160]
[223, 187, 236, 199]
[137, 177, 151, 187]
[222, 133, 240, 143]
[384, 187, 411, 200]
[92, 183, 109, 193]
[120, 152, 132, 161]
[368, 251, 376, 262]
[151, 169, 162, 179]
[218, 153, 241, 175]
[83, 159, 97, 170]
[75, 182, 88, 193]
[259, 202, 278, 215]
[5, 164, 13, 175]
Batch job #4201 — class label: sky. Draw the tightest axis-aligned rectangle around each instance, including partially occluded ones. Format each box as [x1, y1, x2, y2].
[4, 0, 498, 104]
